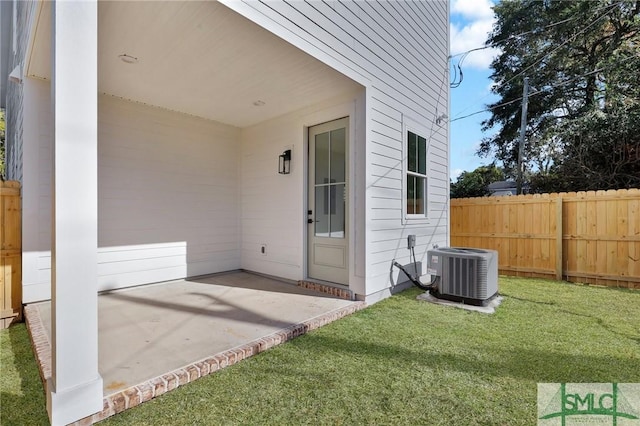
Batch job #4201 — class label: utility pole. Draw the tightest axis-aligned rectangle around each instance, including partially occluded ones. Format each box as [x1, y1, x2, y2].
[517, 76, 529, 195]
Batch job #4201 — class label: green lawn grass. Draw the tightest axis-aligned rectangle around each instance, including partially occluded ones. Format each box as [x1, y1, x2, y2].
[0, 322, 49, 425]
[2, 277, 639, 425]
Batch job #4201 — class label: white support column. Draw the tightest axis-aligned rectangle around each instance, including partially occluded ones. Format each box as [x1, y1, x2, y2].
[47, 1, 103, 425]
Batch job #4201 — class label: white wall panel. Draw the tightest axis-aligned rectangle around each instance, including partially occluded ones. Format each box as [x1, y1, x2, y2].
[22, 94, 242, 301]
[97, 96, 241, 291]
[21, 78, 53, 303]
[239, 91, 366, 296]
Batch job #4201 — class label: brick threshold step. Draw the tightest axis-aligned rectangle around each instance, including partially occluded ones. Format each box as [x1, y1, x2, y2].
[297, 280, 354, 300]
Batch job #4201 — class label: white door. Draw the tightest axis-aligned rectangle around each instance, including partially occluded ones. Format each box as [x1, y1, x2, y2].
[308, 117, 349, 285]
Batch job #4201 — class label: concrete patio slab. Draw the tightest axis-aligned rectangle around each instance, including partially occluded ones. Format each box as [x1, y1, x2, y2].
[24, 271, 365, 424]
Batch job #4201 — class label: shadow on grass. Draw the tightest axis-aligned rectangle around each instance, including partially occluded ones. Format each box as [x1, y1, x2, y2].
[294, 333, 640, 384]
[500, 276, 640, 295]
[395, 285, 640, 345]
[553, 308, 640, 345]
[502, 294, 557, 306]
[0, 324, 49, 426]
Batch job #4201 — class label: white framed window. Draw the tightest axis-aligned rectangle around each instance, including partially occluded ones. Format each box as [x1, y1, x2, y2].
[403, 119, 429, 221]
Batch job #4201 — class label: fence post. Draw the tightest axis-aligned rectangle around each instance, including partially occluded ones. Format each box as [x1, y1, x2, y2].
[555, 197, 563, 281]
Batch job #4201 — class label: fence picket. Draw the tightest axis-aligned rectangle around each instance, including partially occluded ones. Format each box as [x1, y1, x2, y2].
[0, 181, 22, 328]
[451, 189, 640, 289]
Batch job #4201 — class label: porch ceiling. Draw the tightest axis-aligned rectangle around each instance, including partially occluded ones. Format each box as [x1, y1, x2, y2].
[28, 1, 361, 127]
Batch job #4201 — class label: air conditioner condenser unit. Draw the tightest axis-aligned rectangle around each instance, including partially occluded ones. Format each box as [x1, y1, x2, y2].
[427, 247, 498, 306]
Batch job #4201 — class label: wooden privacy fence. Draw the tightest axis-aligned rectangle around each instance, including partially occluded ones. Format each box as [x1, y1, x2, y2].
[450, 188, 640, 289]
[1, 181, 22, 328]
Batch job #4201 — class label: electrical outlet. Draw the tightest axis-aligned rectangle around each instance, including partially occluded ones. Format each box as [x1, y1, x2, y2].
[260, 244, 267, 255]
[407, 235, 416, 249]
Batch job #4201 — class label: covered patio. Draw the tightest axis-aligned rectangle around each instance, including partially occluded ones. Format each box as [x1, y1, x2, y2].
[25, 271, 364, 423]
[21, 1, 367, 423]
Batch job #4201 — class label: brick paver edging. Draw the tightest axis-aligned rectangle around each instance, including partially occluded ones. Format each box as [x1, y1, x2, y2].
[297, 280, 354, 300]
[25, 301, 366, 425]
[24, 304, 52, 386]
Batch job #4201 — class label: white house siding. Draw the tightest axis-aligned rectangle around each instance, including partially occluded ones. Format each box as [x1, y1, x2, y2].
[21, 91, 242, 302]
[221, 0, 449, 300]
[97, 96, 241, 292]
[239, 90, 366, 297]
[240, 112, 305, 282]
[4, 0, 38, 181]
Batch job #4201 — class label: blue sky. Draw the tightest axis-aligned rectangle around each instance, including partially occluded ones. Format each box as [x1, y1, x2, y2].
[449, 0, 500, 180]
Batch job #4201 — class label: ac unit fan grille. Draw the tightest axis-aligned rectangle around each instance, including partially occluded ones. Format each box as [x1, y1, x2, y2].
[442, 257, 488, 300]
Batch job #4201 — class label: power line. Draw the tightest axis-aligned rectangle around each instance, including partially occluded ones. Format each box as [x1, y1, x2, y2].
[450, 60, 464, 88]
[449, 16, 577, 60]
[449, 46, 493, 60]
[448, 3, 617, 89]
[449, 1, 622, 60]
[449, 98, 522, 123]
[449, 56, 635, 124]
[451, 2, 621, 118]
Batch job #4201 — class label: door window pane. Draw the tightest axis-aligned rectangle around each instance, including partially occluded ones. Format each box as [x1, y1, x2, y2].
[330, 128, 346, 183]
[315, 132, 330, 185]
[315, 185, 345, 238]
[329, 184, 345, 238]
[314, 186, 329, 236]
[313, 125, 347, 237]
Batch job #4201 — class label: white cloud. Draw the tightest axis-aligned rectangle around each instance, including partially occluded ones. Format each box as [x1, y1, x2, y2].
[451, 0, 494, 20]
[450, 0, 500, 70]
[451, 168, 464, 180]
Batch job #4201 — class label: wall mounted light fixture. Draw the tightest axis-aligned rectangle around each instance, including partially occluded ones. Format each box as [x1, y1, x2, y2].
[279, 149, 291, 175]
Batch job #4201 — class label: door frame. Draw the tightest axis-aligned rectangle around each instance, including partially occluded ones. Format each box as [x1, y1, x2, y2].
[307, 117, 350, 285]
[301, 100, 358, 289]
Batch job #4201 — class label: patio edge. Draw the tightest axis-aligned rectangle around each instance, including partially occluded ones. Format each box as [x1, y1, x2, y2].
[26, 300, 366, 425]
[24, 304, 53, 385]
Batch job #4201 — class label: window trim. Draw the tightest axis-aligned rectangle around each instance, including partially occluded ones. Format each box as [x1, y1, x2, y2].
[12, 0, 17, 53]
[402, 117, 430, 223]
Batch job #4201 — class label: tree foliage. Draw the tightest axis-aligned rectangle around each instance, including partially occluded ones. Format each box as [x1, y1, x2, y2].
[451, 164, 505, 198]
[481, 0, 640, 191]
